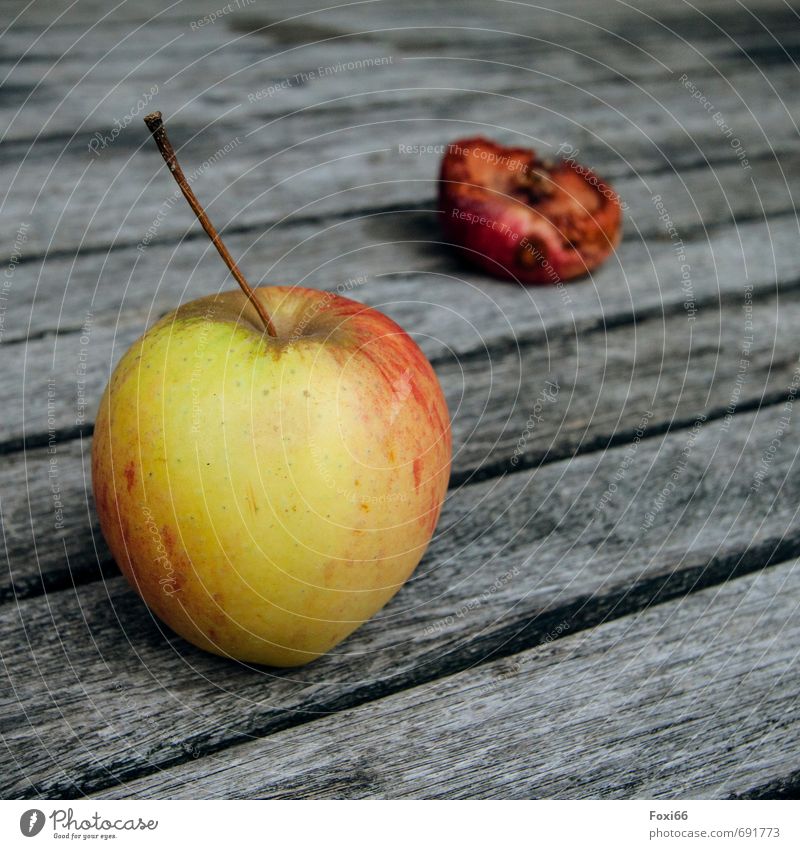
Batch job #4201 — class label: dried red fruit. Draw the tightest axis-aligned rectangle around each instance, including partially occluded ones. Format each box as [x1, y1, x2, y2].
[438, 137, 622, 285]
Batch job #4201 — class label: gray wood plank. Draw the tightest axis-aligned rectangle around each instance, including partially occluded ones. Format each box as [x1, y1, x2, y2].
[1, 20, 785, 153]
[0, 436, 114, 603]
[4, 286, 800, 600]
[2, 401, 800, 797]
[1, 0, 788, 125]
[2, 0, 787, 31]
[4, 147, 797, 347]
[97, 558, 800, 799]
[5, 55, 797, 260]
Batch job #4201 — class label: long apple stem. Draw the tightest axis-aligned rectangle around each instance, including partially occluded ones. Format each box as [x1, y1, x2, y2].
[143, 111, 277, 337]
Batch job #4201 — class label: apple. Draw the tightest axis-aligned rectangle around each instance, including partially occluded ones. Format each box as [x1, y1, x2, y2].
[91, 114, 451, 667]
[439, 136, 622, 284]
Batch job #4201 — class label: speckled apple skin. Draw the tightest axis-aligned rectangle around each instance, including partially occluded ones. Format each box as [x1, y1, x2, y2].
[92, 287, 451, 667]
[439, 137, 623, 284]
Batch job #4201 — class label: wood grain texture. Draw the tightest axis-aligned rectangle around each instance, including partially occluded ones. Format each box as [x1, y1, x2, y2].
[5, 56, 798, 262]
[3, 0, 798, 261]
[2, 0, 793, 142]
[3, 402, 800, 798]
[97, 558, 800, 799]
[2, 0, 788, 28]
[0, 20, 753, 145]
[4, 147, 797, 347]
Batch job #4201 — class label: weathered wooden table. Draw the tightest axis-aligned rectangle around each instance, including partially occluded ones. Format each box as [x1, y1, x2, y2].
[2, 0, 799, 799]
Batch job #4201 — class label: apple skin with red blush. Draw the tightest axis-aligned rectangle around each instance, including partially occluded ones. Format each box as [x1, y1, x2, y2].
[92, 287, 453, 667]
[438, 137, 623, 285]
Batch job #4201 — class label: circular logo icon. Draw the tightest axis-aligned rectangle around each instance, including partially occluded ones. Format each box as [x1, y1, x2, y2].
[19, 810, 45, 837]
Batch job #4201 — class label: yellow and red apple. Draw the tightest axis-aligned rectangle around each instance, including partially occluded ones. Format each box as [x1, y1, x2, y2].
[92, 286, 451, 666]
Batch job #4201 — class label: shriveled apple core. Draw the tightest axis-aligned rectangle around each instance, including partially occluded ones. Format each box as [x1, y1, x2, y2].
[439, 136, 623, 284]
